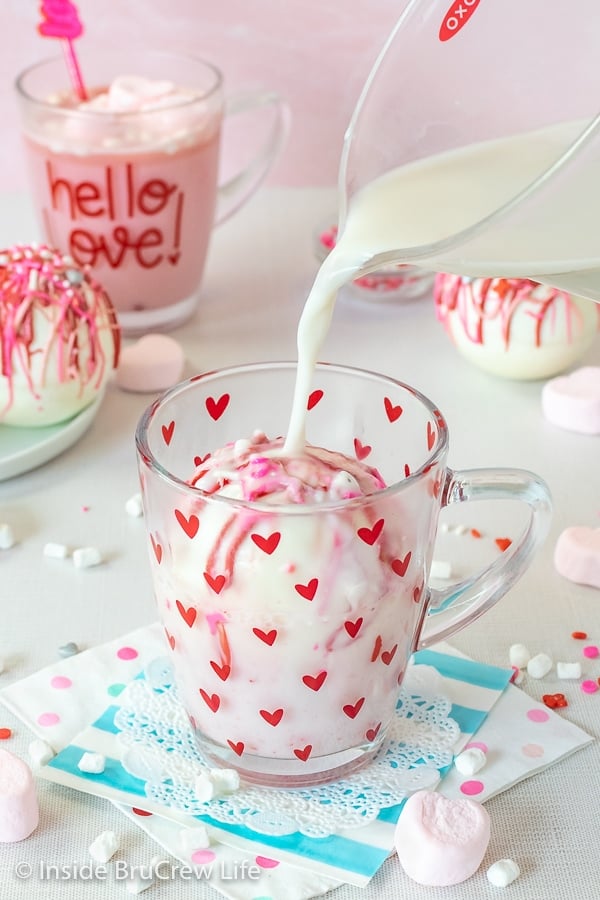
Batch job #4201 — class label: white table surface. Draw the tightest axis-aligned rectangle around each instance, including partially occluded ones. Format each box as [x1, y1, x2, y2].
[1, 187, 600, 900]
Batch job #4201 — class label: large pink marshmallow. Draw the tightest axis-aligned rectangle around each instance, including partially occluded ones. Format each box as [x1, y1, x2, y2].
[116, 334, 185, 393]
[554, 526, 600, 589]
[542, 366, 600, 434]
[0, 748, 39, 842]
[394, 790, 490, 886]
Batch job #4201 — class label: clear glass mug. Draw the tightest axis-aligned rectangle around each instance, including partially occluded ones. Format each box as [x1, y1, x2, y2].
[136, 362, 551, 787]
[338, 0, 600, 301]
[16, 50, 290, 334]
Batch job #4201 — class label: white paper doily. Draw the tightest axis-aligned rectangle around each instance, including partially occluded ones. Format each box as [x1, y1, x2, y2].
[115, 659, 460, 839]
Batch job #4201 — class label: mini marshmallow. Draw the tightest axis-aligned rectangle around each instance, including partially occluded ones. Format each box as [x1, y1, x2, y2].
[430, 559, 453, 580]
[329, 470, 360, 499]
[394, 790, 490, 886]
[125, 494, 144, 518]
[43, 542, 69, 559]
[77, 751, 106, 774]
[509, 643, 531, 668]
[527, 653, 553, 678]
[28, 739, 55, 767]
[452, 524, 470, 536]
[125, 872, 154, 895]
[179, 825, 211, 853]
[556, 661, 582, 680]
[73, 546, 103, 568]
[0, 748, 39, 842]
[194, 772, 215, 803]
[208, 767, 240, 794]
[487, 858, 521, 887]
[89, 829, 119, 863]
[58, 642, 80, 658]
[0, 524, 15, 550]
[454, 747, 487, 776]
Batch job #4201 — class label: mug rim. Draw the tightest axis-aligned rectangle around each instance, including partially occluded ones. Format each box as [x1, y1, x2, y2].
[135, 359, 450, 514]
[15, 50, 223, 118]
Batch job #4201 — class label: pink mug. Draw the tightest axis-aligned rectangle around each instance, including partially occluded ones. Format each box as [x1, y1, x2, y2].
[16, 49, 289, 335]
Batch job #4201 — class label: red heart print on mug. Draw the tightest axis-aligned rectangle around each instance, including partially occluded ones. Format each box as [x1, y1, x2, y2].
[205, 393, 230, 420]
[384, 397, 403, 422]
[251, 532, 281, 554]
[210, 661, 231, 681]
[176, 600, 197, 628]
[366, 722, 381, 742]
[357, 518, 384, 545]
[227, 739, 244, 756]
[161, 420, 175, 445]
[307, 389, 324, 410]
[344, 617, 363, 638]
[295, 578, 318, 601]
[175, 509, 199, 539]
[260, 708, 284, 726]
[150, 535, 163, 564]
[427, 421, 436, 450]
[199, 689, 220, 712]
[302, 671, 327, 691]
[252, 627, 277, 646]
[354, 438, 372, 460]
[391, 552, 411, 577]
[203, 572, 226, 594]
[343, 697, 365, 719]
[381, 644, 398, 665]
[294, 745, 313, 761]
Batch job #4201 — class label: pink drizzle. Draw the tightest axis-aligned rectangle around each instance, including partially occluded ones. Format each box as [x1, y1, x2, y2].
[433, 274, 590, 349]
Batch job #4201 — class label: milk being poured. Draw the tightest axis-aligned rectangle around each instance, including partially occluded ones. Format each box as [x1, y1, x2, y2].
[284, 120, 600, 453]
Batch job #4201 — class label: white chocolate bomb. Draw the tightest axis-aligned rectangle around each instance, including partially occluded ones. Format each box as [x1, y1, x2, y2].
[435, 275, 599, 380]
[0, 245, 120, 427]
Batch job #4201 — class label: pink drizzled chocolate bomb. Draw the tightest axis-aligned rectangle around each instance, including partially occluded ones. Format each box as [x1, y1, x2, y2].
[0, 244, 120, 426]
[150, 432, 427, 763]
[434, 274, 599, 380]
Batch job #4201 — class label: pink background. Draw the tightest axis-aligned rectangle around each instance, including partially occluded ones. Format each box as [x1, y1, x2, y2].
[1, 0, 408, 192]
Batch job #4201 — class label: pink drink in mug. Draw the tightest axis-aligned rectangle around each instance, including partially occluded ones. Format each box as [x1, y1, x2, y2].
[136, 362, 551, 786]
[16, 50, 288, 334]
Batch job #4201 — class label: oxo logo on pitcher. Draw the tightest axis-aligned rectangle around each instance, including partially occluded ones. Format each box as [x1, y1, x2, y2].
[439, 0, 481, 42]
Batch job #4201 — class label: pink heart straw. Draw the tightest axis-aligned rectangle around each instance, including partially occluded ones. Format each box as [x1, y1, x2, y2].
[38, 0, 87, 101]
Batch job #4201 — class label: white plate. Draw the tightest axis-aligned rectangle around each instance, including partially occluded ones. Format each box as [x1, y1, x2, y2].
[0, 396, 103, 482]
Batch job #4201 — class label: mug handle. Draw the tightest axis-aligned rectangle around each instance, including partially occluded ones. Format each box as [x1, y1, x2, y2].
[414, 467, 552, 650]
[215, 91, 291, 225]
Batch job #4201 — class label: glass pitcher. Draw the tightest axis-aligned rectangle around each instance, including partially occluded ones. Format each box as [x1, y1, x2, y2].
[337, 0, 600, 301]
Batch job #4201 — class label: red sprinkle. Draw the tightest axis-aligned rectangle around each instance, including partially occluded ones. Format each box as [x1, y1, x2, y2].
[572, 631, 588, 640]
[542, 693, 568, 709]
[470, 528, 483, 539]
[0, 728, 12, 739]
[131, 807, 153, 817]
[495, 537, 512, 552]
